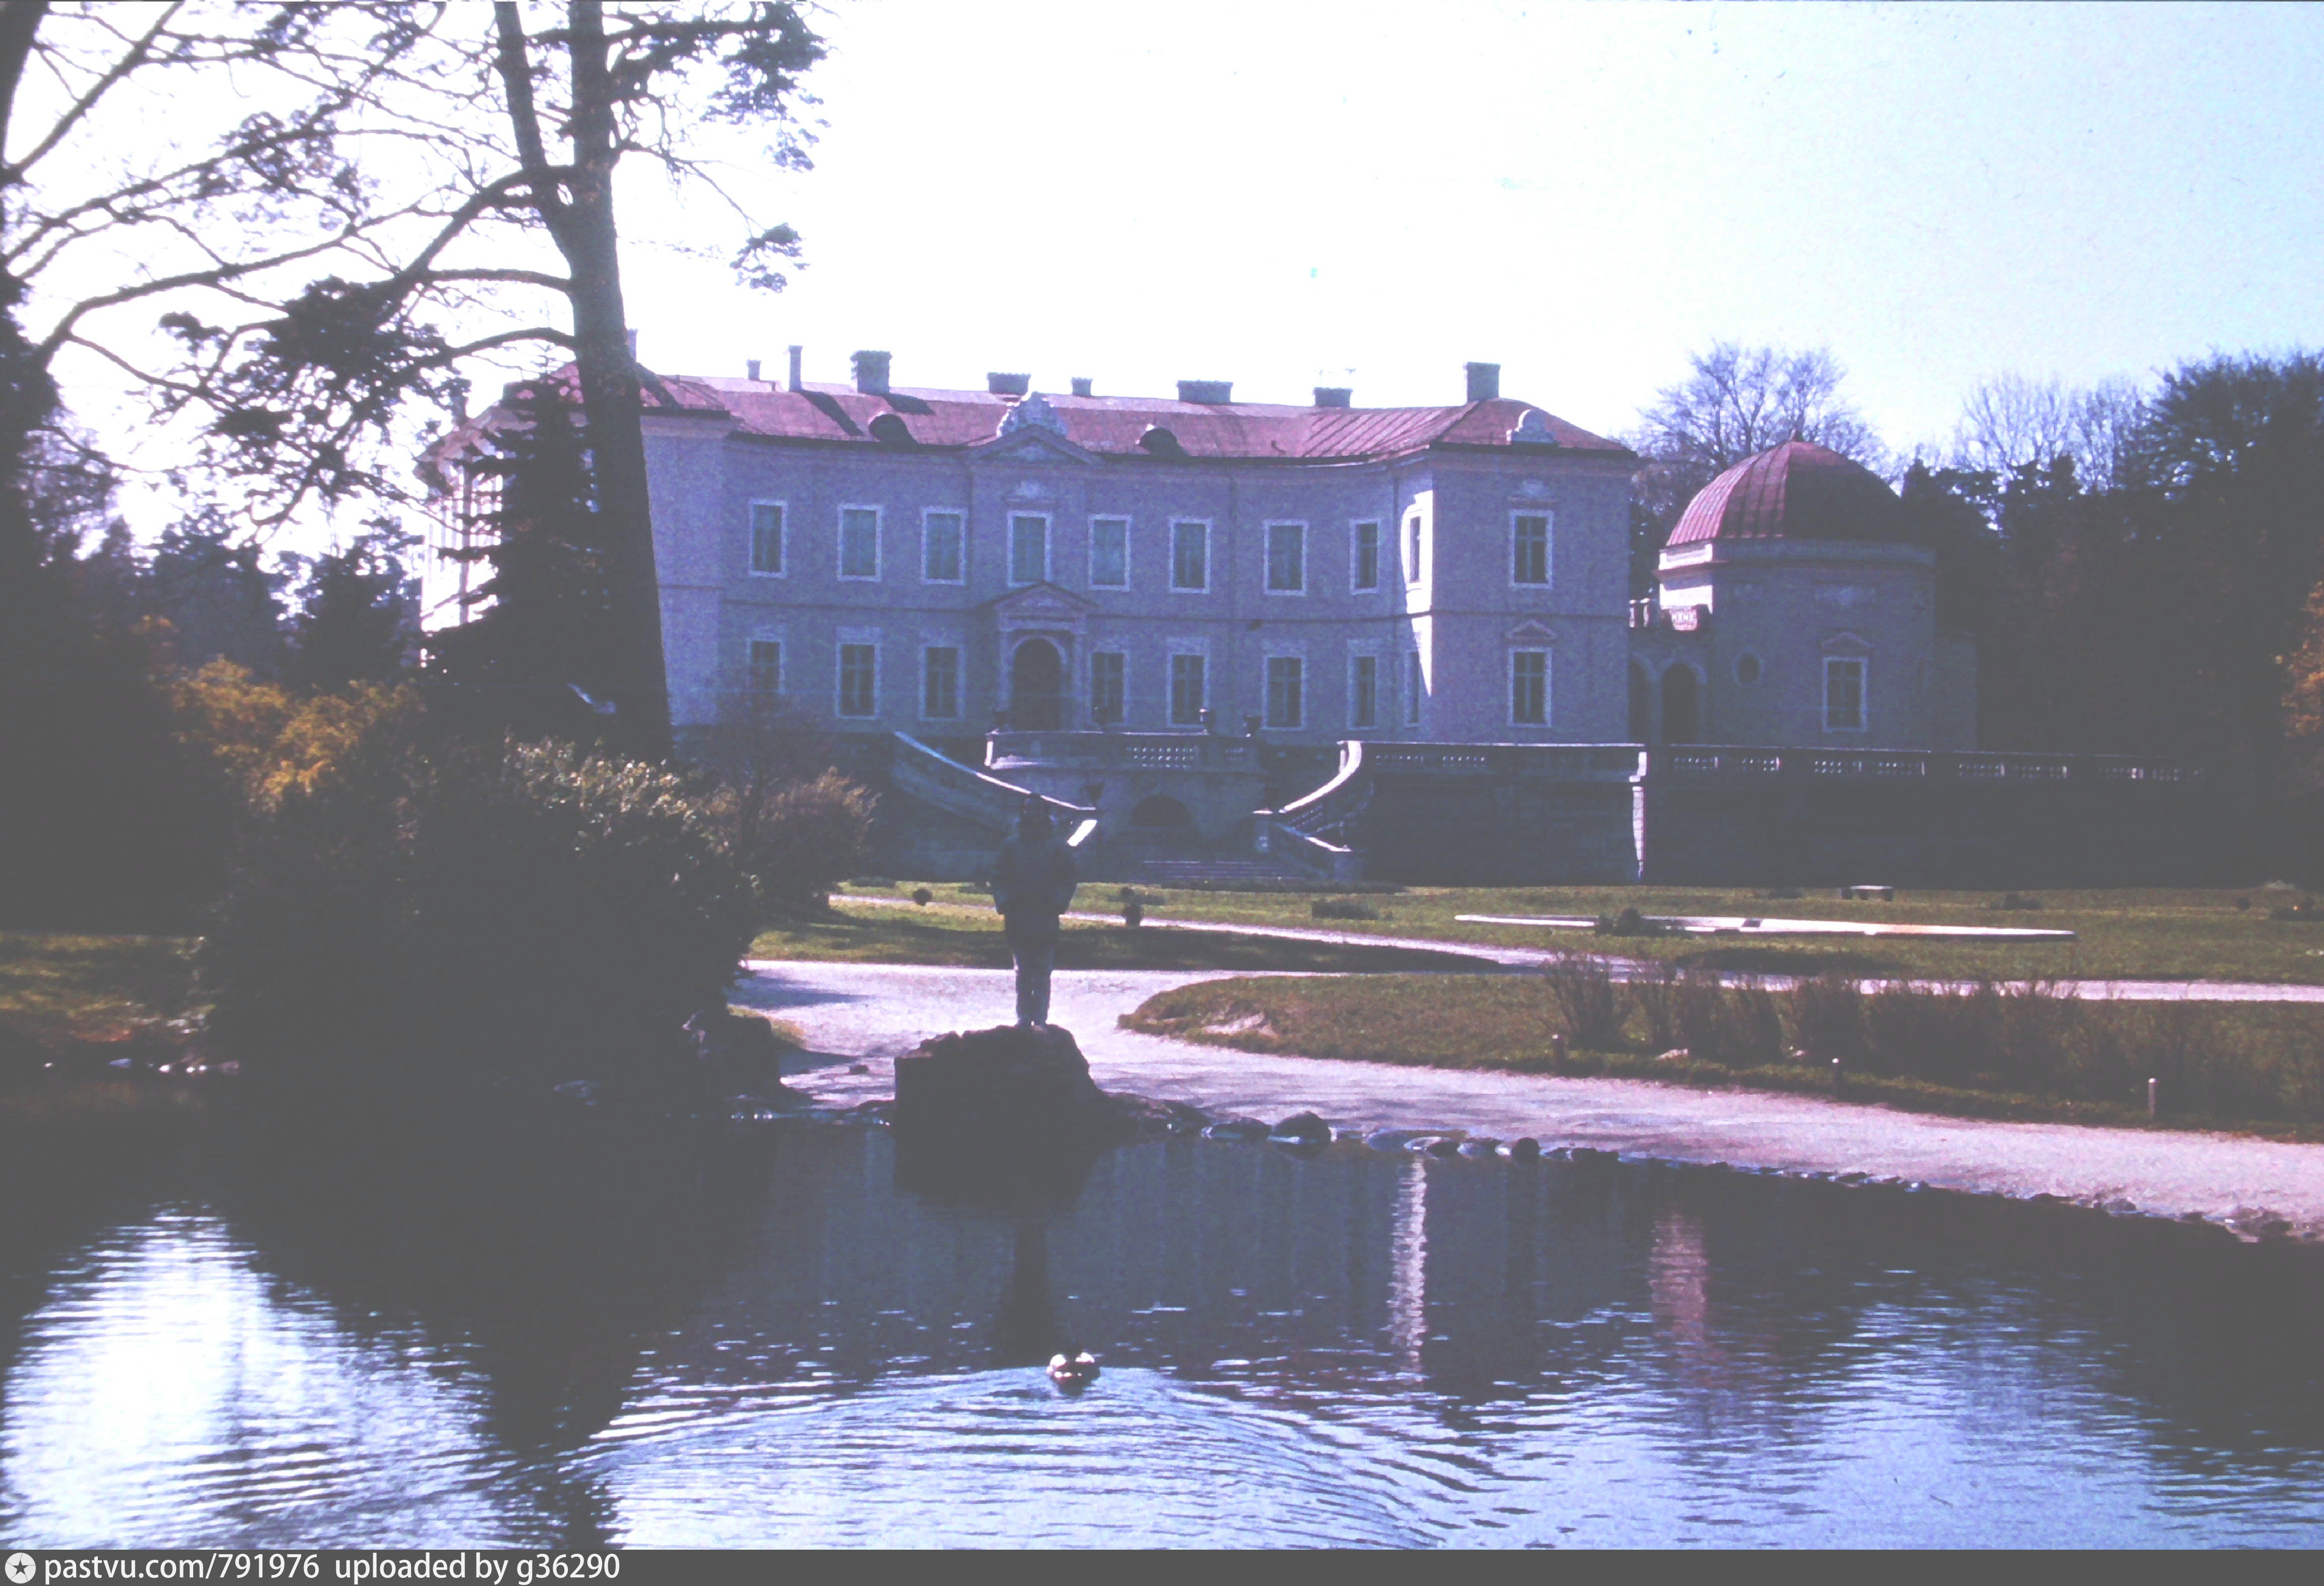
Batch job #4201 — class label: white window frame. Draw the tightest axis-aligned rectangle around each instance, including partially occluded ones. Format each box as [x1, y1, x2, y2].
[1168, 649, 1208, 725]
[1008, 511, 1051, 587]
[1088, 516, 1131, 590]
[1405, 512, 1425, 585]
[921, 508, 966, 585]
[745, 634, 783, 696]
[1264, 520, 1307, 596]
[920, 643, 961, 720]
[836, 639, 879, 718]
[1348, 651, 1379, 729]
[1263, 653, 1305, 729]
[747, 499, 787, 578]
[1510, 509, 1553, 588]
[1169, 519, 1211, 593]
[1509, 648, 1550, 727]
[837, 504, 882, 582]
[1824, 656, 1868, 732]
[1089, 649, 1128, 725]
[1350, 520, 1382, 593]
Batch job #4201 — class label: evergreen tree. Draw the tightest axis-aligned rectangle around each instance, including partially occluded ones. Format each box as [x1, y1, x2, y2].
[289, 525, 417, 692]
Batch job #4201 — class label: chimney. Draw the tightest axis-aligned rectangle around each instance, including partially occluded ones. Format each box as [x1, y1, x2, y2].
[852, 350, 891, 395]
[1177, 379, 1233, 405]
[787, 345, 803, 390]
[1313, 386, 1352, 408]
[987, 372, 1030, 396]
[625, 328, 639, 359]
[1465, 361, 1500, 402]
[1070, 377, 1093, 398]
[746, 358, 761, 382]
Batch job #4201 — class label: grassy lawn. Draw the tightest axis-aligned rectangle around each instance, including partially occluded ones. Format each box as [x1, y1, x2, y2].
[839, 880, 2324, 985]
[1121, 973, 2324, 1139]
[750, 900, 1494, 973]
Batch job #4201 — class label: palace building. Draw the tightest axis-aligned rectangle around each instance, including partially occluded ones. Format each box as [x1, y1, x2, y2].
[424, 352, 2218, 885]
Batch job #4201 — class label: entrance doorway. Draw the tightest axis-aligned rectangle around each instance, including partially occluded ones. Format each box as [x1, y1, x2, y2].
[1662, 664, 1699, 744]
[1010, 638, 1065, 729]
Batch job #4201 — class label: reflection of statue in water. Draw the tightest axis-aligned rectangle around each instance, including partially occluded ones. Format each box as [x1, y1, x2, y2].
[990, 795, 1079, 1028]
[986, 1217, 1101, 1393]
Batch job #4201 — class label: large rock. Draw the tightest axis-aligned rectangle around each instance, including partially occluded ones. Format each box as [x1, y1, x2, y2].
[891, 1025, 1200, 1214]
[895, 1024, 1110, 1140]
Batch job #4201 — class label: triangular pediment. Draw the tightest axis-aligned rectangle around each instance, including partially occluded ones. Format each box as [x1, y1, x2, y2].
[1820, 630, 1874, 655]
[968, 425, 1098, 467]
[1507, 619, 1558, 643]
[985, 580, 1098, 617]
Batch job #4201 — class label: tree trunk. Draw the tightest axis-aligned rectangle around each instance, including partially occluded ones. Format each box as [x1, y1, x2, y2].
[494, 0, 672, 760]
[560, 0, 671, 759]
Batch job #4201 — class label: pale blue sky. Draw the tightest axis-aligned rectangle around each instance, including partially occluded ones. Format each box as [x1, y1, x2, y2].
[621, 0, 2323, 455]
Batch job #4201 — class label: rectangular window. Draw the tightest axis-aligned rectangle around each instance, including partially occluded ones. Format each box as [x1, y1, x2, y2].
[1169, 653, 1206, 725]
[839, 507, 880, 580]
[1512, 513, 1551, 586]
[747, 638, 782, 695]
[1405, 651, 1423, 725]
[923, 511, 964, 583]
[922, 646, 959, 719]
[1352, 521, 1381, 591]
[1090, 651, 1126, 724]
[1825, 656, 1867, 731]
[1009, 514, 1049, 585]
[749, 502, 784, 575]
[1265, 656, 1303, 728]
[1089, 517, 1129, 588]
[1171, 521, 1208, 591]
[1265, 522, 1306, 593]
[1350, 654, 1378, 728]
[838, 643, 877, 717]
[1406, 514, 1423, 584]
[1511, 649, 1549, 725]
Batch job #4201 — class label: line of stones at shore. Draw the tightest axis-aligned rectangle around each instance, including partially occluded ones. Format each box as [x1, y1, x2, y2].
[831, 1094, 2307, 1241]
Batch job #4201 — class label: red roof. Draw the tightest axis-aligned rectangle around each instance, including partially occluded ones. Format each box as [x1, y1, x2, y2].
[1666, 439, 1903, 547]
[485, 367, 1626, 463]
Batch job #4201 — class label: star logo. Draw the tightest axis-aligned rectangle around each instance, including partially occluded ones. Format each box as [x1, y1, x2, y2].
[6, 1553, 35, 1584]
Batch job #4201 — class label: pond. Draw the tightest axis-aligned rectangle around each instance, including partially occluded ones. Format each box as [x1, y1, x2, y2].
[2, 1116, 2320, 1548]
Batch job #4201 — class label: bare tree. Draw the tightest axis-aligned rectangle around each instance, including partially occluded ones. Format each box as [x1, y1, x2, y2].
[1624, 342, 1886, 592]
[1953, 371, 2145, 488]
[161, 1, 827, 757]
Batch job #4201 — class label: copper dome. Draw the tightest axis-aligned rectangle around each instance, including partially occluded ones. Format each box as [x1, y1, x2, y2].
[1665, 439, 1903, 548]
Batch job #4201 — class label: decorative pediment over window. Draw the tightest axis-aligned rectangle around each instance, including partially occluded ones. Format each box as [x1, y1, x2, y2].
[1820, 630, 1874, 655]
[1509, 409, 1561, 446]
[1512, 477, 1552, 501]
[1506, 619, 1558, 644]
[986, 581, 1097, 623]
[968, 422, 1097, 467]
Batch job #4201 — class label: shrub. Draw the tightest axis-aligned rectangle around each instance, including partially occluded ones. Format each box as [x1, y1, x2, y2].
[1986, 892, 2045, 911]
[1543, 953, 1625, 1050]
[709, 769, 876, 920]
[1674, 972, 1783, 1067]
[1630, 957, 1681, 1052]
[1595, 907, 1672, 938]
[1311, 896, 1380, 921]
[203, 737, 758, 1104]
[1785, 973, 1867, 1065]
[910, 887, 934, 907]
[1123, 897, 1144, 929]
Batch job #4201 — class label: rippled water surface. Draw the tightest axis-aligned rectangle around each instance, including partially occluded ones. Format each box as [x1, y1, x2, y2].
[3, 1117, 2321, 1548]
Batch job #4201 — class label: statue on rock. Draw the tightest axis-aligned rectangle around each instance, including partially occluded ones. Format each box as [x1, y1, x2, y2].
[990, 793, 1079, 1028]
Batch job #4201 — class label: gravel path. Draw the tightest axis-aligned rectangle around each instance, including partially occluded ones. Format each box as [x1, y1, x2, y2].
[736, 957, 2324, 1244]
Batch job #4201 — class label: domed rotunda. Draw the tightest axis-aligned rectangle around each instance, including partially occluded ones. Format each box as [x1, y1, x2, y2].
[1629, 440, 1977, 750]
